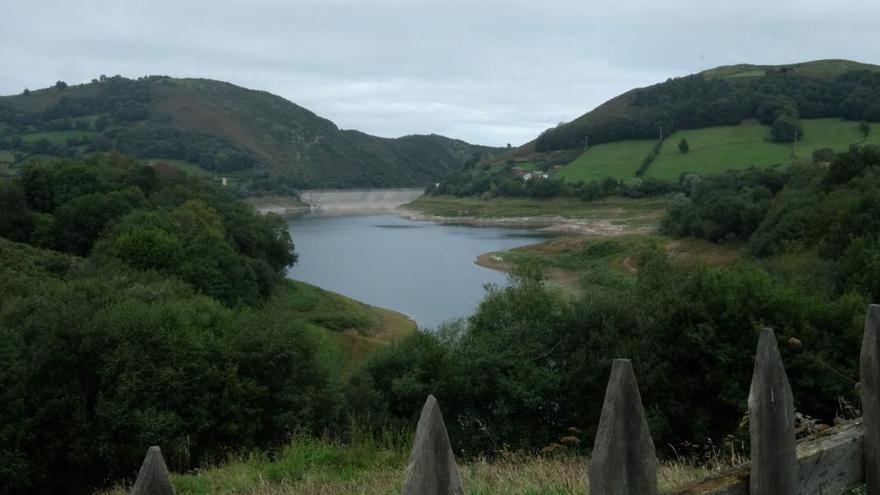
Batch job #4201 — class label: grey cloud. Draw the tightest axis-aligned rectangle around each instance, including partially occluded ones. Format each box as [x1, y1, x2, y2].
[3, 0, 880, 146]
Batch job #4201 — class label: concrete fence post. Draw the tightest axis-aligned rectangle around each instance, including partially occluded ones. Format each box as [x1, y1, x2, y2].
[129, 446, 175, 495]
[588, 358, 658, 495]
[862, 304, 880, 494]
[748, 328, 797, 495]
[401, 395, 464, 495]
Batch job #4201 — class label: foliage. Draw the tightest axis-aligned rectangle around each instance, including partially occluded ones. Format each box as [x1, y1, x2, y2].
[0, 154, 344, 493]
[354, 254, 864, 457]
[771, 113, 803, 143]
[1, 153, 296, 305]
[661, 167, 789, 242]
[678, 138, 690, 153]
[664, 145, 880, 302]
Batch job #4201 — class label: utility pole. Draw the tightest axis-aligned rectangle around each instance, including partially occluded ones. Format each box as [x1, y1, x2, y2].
[659, 126, 663, 142]
[585, 135, 589, 150]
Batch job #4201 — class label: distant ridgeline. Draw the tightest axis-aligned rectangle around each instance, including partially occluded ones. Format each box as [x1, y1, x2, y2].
[535, 59, 880, 151]
[0, 75, 502, 193]
[428, 60, 880, 199]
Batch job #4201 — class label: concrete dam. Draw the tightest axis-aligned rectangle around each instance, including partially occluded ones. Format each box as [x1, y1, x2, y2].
[297, 188, 424, 211]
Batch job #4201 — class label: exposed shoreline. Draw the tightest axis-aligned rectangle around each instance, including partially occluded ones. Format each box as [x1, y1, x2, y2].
[396, 207, 655, 236]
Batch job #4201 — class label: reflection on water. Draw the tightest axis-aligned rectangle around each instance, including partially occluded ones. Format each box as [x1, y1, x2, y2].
[286, 213, 548, 329]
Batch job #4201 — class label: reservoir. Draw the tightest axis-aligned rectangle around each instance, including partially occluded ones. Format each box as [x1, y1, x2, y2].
[286, 212, 547, 329]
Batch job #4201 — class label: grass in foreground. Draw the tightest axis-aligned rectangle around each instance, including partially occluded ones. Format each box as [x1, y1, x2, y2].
[99, 435, 711, 495]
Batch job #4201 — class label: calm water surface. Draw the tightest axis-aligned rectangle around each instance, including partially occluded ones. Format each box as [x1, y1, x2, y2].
[286, 212, 547, 329]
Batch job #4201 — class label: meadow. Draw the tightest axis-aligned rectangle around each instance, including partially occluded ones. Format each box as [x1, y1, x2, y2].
[556, 118, 880, 181]
[556, 139, 656, 181]
[99, 433, 712, 495]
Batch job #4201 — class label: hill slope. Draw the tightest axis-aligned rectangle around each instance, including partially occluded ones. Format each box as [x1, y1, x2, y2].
[533, 59, 880, 153]
[0, 76, 502, 191]
[476, 59, 880, 180]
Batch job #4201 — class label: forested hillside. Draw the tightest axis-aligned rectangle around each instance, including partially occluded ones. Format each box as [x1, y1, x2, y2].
[0, 154, 358, 493]
[0, 76, 502, 193]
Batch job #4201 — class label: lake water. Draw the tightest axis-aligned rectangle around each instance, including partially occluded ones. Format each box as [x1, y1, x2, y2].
[286, 212, 547, 329]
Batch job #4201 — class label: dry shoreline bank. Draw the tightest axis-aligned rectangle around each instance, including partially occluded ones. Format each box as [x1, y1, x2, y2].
[396, 207, 656, 236]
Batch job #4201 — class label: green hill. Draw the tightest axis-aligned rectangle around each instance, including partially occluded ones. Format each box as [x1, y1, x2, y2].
[0, 76, 502, 192]
[484, 59, 880, 182]
[532, 59, 880, 153]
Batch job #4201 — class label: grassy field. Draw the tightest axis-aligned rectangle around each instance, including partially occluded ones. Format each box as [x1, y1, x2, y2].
[557, 139, 657, 181]
[556, 118, 879, 182]
[797, 118, 880, 156]
[647, 121, 788, 179]
[99, 434, 711, 495]
[280, 280, 416, 374]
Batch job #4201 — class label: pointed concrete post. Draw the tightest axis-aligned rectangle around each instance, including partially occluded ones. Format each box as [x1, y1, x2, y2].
[401, 395, 463, 495]
[130, 446, 175, 495]
[861, 304, 880, 494]
[588, 359, 658, 495]
[748, 328, 796, 495]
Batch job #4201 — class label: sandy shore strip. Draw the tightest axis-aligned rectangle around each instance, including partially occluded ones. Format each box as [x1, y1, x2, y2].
[396, 207, 654, 236]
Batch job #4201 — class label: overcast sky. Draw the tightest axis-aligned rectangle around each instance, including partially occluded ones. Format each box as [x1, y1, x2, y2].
[3, 0, 880, 146]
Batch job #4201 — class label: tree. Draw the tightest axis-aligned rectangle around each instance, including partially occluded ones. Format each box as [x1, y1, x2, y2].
[22, 88, 30, 96]
[94, 115, 111, 132]
[860, 120, 871, 137]
[0, 181, 36, 242]
[812, 148, 835, 163]
[54, 81, 68, 90]
[771, 114, 803, 143]
[678, 138, 690, 154]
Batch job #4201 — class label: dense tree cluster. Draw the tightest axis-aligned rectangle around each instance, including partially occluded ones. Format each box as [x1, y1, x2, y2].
[429, 163, 677, 201]
[664, 145, 880, 302]
[0, 154, 335, 494]
[535, 68, 880, 151]
[661, 167, 790, 242]
[3, 154, 293, 304]
[353, 257, 863, 458]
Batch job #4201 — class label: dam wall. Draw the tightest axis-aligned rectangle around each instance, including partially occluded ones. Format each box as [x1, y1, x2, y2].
[298, 188, 424, 210]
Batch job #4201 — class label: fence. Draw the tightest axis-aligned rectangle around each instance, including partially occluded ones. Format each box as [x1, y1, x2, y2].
[129, 304, 880, 494]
